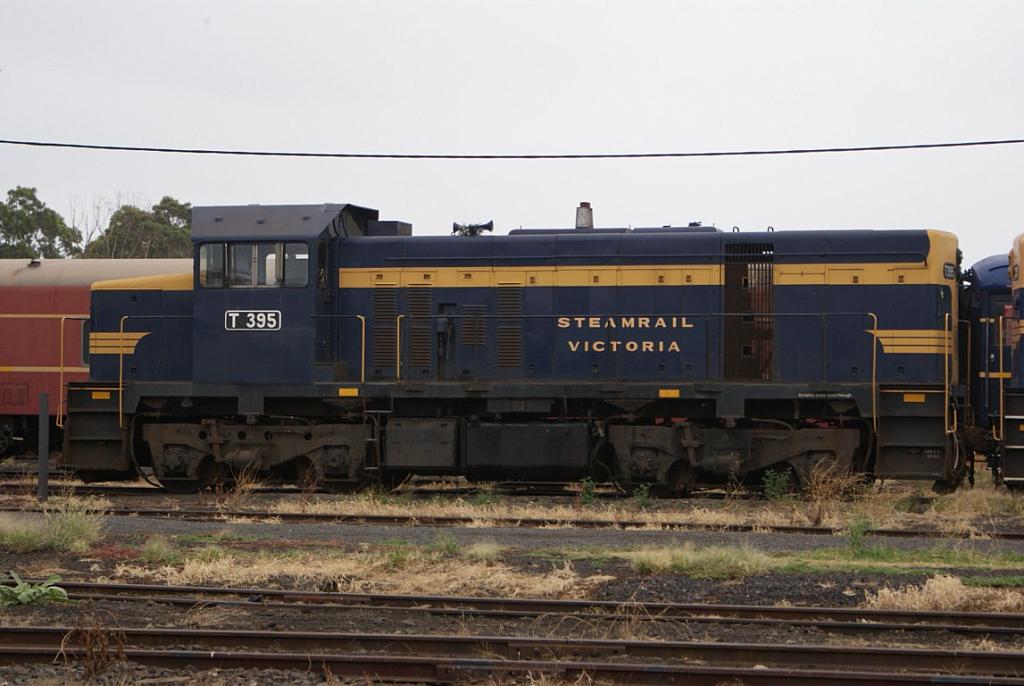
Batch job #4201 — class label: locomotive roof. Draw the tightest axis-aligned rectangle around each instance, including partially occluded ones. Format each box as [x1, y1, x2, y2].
[0, 258, 191, 287]
[339, 228, 945, 268]
[970, 254, 1010, 289]
[191, 204, 379, 241]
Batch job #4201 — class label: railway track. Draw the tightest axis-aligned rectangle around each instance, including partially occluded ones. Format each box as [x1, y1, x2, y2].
[4, 624, 1024, 683]
[2, 502, 1019, 540]
[0, 474, 747, 499]
[44, 580, 1024, 637]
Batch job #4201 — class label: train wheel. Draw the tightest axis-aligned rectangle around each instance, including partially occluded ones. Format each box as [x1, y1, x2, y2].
[650, 461, 697, 498]
[156, 457, 224, 494]
[931, 434, 968, 495]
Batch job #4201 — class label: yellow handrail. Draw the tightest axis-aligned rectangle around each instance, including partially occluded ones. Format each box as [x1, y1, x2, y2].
[944, 313, 952, 434]
[118, 315, 128, 429]
[395, 314, 404, 381]
[356, 314, 366, 384]
[997, 315, 1005, 442]
[868, 312, 878, 434]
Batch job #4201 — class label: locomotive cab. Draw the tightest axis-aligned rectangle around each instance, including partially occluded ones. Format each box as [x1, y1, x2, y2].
[189, 205, 378, 401]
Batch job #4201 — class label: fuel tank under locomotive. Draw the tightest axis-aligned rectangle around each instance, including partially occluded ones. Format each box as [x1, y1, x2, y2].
[385, 418, 862, 486]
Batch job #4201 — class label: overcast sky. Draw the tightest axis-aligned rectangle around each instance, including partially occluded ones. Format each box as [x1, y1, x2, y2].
[0, 0, 1021, 264]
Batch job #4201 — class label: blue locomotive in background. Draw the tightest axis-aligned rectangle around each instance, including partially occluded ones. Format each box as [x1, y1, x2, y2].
[60, 202, 1018, 494]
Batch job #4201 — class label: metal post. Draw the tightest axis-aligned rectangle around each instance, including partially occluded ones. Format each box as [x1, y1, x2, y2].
[37, 392, 48, 503]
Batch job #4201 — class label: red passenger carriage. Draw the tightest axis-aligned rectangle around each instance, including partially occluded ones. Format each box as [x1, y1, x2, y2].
[0, 258, 189, 458]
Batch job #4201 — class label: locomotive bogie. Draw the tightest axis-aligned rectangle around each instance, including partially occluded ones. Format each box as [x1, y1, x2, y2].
[142, 421, 371, 491]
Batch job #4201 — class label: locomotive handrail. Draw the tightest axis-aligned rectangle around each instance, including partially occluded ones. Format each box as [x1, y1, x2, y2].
[310, 314, 367, 383]
[56, 315, 90, 429]
[357, 315, 366, 383]
[395, 314, 404, 381]
[944, 313, 953, 435]
[997, 315, 1006, 442]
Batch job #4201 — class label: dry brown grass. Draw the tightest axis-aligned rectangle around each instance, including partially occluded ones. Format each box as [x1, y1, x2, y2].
[114, 547, 612, 598]
[214, 462, 264, 511]
[864, 575, 1024, 612]
[270, 492, 805, 530]
[175, 604, 249, 628]
[801, 460, 867, 525]
[622, 543, 776, 579]
[238, 475, 1024, 537]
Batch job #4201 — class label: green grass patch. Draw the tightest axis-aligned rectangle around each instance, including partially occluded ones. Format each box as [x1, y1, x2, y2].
[963, 576, 1024, 588]
[0, 499, 106, 554]
[804, 542, 1024, 569]
[625, 544, 776, 579]
[140, 537, 181, 565]
[0, 519, 47, 553]
[427, 534, 459, 558]
[187, 545, 230, 563]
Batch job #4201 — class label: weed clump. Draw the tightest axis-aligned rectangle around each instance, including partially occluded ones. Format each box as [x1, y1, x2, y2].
[845, 517, 873, 554]
[0, 498, 106, 553]
[627, 543, 775, 579]
[762, 469, 792, 502]
[43, 497, 107, 553]
[139, 537, 180, 565]
[632, 483, 652, 509]
[865, 575, 1024, 612]
[0, 572, 67, 607]
[428, 534, 459, 558]
[578, 477, 597, 507]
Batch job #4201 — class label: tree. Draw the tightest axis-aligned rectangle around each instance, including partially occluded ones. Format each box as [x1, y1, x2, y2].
[0, 187, 82, 258]
[84, 196, 192, 258]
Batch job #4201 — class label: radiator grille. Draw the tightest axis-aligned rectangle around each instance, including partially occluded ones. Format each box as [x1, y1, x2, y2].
[407, 287, 433, 369]
[371, 288, 397, 369]
[497, 286, 523, 368]
[724, 242, 774, 381]
[461, 305, 486, 346]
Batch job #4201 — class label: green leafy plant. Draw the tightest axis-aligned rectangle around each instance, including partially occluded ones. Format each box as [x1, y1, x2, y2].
[472, 491, 494, 507]
[846, 516, 873, 554]
[428, 533, 459, 558]
[0, 572, 68, 607]
[632, 483, 652, 509]
[578, 477, 597, 507]
[762, 469, 792, 501]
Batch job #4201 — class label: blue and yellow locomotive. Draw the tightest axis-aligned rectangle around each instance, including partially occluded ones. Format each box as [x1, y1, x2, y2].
[59, 203, 1016, 493]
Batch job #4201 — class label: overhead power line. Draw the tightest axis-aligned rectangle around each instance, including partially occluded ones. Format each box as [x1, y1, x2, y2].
[1, 136, 1023, 160]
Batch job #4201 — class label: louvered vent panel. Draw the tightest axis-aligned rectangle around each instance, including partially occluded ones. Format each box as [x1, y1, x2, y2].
[461, 305, 486, 346]
[407, 287, 433, 369]
[497, 286, 523, 368]
[372, 288, 397, 368]
[724, 242, 774, 381]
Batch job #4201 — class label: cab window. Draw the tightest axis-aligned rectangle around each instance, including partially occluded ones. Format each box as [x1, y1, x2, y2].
[200, 242, 309, 288]
[199, 243, 226, 288]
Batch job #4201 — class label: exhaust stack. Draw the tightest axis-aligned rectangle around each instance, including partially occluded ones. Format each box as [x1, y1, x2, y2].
[575, 202, 593, 229]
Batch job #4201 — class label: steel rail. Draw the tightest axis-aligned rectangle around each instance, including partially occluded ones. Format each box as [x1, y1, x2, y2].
[6, 625, 1024, 676]
[3, 503, 1021, 540]
[46, 581, 1024, 632]
[2, 644, 1022, 685]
